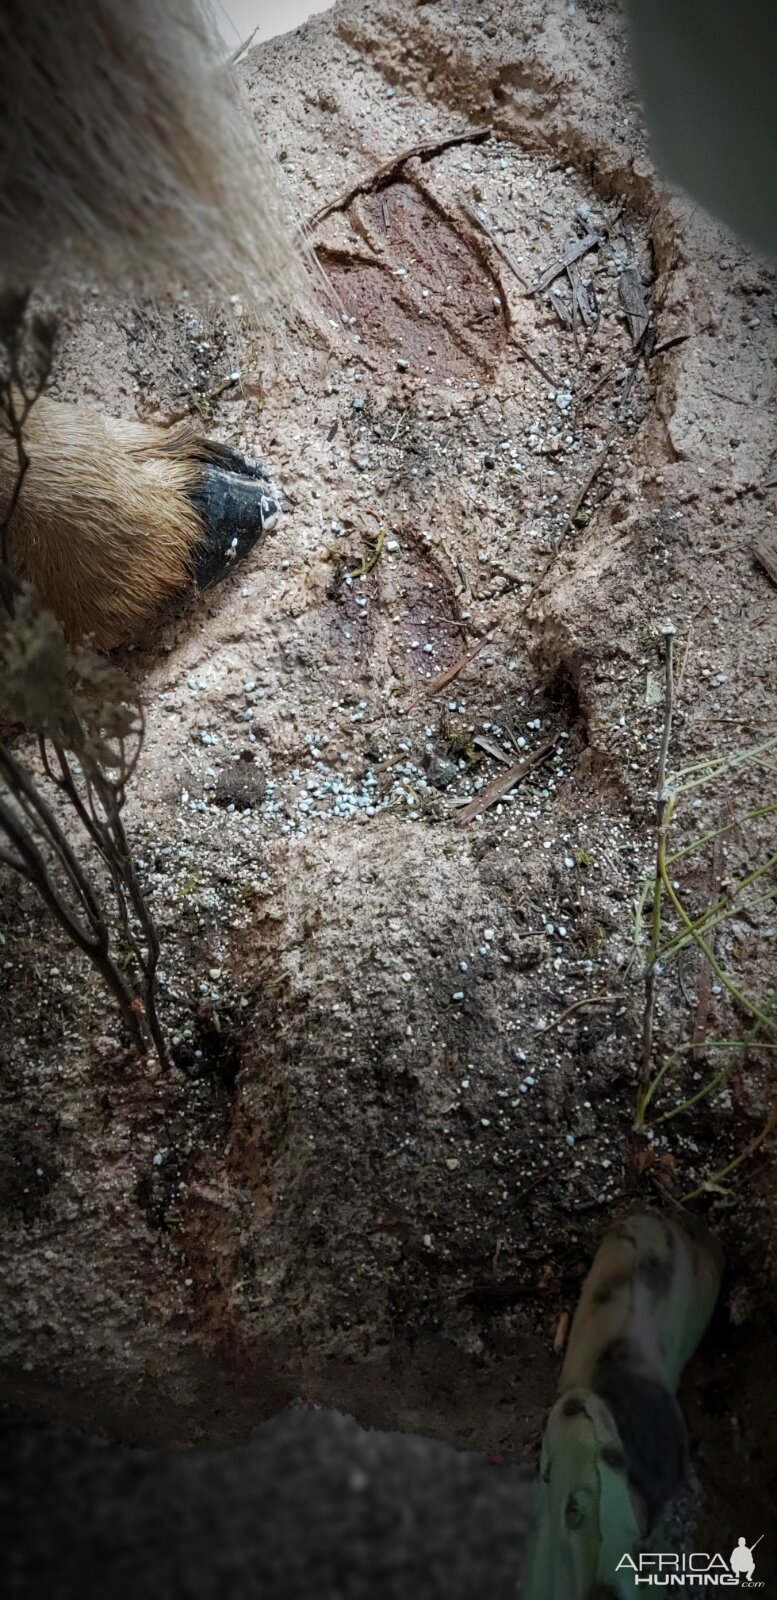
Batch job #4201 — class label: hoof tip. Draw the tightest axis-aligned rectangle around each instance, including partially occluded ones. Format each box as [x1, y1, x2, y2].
[191, 455, 280, 590]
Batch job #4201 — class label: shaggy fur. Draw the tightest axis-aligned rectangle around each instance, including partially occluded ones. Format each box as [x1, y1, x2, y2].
[0, 0, 294, 306]
[0, 0, 296, 643]
[2, 402, 210, 649]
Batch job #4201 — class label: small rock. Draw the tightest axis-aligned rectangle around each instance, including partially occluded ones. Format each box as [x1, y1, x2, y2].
[425, 755, 458, 790]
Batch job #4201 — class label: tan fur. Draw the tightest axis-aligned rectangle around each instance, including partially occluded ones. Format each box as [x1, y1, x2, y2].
[0, 0, 295, 309]
[2, 400, 206, 649]
[0, 0, 297, 643]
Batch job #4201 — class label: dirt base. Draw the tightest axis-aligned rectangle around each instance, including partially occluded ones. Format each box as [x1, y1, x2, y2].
[0, 1404, 531, 1600]
[1, 0, 776, 1574]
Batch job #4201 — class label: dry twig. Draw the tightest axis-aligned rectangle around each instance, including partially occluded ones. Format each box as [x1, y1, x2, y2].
[461, 204, 529, 287]
[524, 231, 600, 296]
[519, 359, 642, 617]
[509, 334, 560, 390]
[455, 738, 557, 825]
[307, 127, 491, 231]
[639, 624, 676, 1090]
[426, 638, 486, 696]
[539, 992, 626, 1035]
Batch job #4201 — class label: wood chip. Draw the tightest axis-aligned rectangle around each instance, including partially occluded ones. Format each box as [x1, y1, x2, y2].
[526, 232, 600, 296]
[548, 286, 574, 328]
[567, 260, 597, 328]
[553, 1311, 571, 1355]
[454, 739, 556, 825]
[753, 528, 777, 586]
[618, 265, 650, 346]
[472, 734, 511, 764]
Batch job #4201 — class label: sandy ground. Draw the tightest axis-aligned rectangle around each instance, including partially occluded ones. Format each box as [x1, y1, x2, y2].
[2, 1405, 531, 1599]
[1, 0, 776, 1581]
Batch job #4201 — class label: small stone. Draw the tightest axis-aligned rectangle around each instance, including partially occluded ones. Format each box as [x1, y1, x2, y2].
[426, 755, 458, 790]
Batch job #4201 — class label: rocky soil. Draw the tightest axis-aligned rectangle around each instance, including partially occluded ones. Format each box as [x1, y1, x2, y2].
[1, 0, 776, 1578]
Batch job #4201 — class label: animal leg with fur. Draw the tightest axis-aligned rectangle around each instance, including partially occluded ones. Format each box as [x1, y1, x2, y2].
[0, 0, 299, 647]
[0, 399, 278, 650]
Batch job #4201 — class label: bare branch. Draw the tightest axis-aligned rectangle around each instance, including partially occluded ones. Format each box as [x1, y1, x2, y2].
[639, 625, 675, 1091]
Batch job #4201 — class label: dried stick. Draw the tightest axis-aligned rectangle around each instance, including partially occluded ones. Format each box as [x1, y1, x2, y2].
[539, 992, 626, 1035]
[639, 625, 676, 1090]
[524, 232, 601, 296]
[0, 788, 145, 1052]
[455, 738, 557, 825]
[0, 742, 108, 932]
[461, 204, 530, 287]
[43, 739, 168, 1066]
[426, 637, 486, 696]
[519, 361, 642, 618]
[509, 334, 560, 391]
[306, 127, 491, 231]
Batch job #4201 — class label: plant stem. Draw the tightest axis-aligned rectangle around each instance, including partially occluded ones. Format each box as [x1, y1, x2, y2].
[638, 626, 675, 1098]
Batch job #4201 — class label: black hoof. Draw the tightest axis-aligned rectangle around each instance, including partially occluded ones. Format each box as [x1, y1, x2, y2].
[190, 452, 279, 590]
